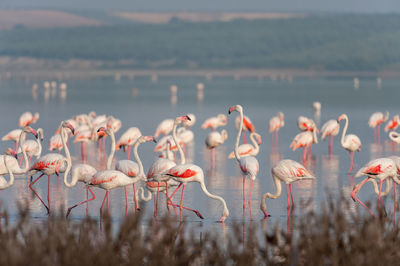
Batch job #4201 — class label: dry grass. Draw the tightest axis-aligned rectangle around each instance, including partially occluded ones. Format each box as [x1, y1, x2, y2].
[0, 10, 102, 30]
[0, 199, 399, 265]
[111, 12, 305, 24]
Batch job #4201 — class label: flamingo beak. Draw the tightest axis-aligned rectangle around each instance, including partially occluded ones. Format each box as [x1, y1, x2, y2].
[97, 128, 107, 139]
[228, 106, 235, 114]
[218, 215, 227, 223]
[146, 136, 157, 143]
[64, 122, 75, 135]
[29, 128, 38, 139]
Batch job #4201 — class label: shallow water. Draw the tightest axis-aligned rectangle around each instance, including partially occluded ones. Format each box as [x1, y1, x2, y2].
[0, 75, 399, 232]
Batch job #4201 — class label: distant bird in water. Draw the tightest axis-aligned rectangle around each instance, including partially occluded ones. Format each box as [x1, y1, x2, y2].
[385, 115, 400, 132]
[337, 114, 361, 173]
[201, 114, 227, 131]
[368, 111, 389, 144]
[297, 116, 316, 132]
[205, 129, 228, 167]
[269, 112, 284, 146]
[154, 119, 174, 138]
[260, 159, 315, 218]
[320, 119, 340, 155]
[19, 112, 39, 128]
[290, 128, 318, 163]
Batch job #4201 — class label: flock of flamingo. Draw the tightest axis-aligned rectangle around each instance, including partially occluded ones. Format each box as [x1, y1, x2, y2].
[0, 104, 400, 223]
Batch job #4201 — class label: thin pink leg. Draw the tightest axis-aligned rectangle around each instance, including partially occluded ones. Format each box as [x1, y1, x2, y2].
[351, 178, 376, 217]
[127, 146, 131, 160]
[378, 180, 384, 209]
[374, 127, 377, 143]
[243, 132, 247, 144]
[329, 135, 333, 155]
[86, 187, 89, 215]
[242, 177, 246, 215]
[302, 147, 307, 163]
[81, 142, 85, 163]
[29, 174, 49, 213]
[378, 125, 381, 144]
[168, 183, 182, 199]
[348, 152, 355, 173]
[100, 191, 109, 214]
[124, 186, 128, 214]
[249, 179, 254, 219]
[276, 131, 279, 146]
[66, 187, 96, 217]
[47, 175, 51, 215]
[155, 183, 160, 218]
[167, 200, 203, 219]
[179, 184, 185, 222]
[106, 191, 110, 214]
[133, 183, 138, 211]
[290, 184, 294, 205]
[286, 184, 290, 209]
[394, 184, 397, 224]
[165, 184, 170, 211]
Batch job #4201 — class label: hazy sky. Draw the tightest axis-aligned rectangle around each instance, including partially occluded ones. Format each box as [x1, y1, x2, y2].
[1, 0, 400, 13]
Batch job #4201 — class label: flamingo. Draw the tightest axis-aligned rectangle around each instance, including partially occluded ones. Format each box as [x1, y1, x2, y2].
[297, 116, 316, 131]
[201, 114, 227, 131]
[229, 104, 259, 218]
[88, 135, 156, 214]
[320, 119, 340, 155]
[116, 127, 142, 160]
[154, 119, 174, 138]
[313, 101, 321, 114]
[205, 130, 228, 150]
[48, 129, 69, 152]
[147, 115, 203, 219]
[182, 113, 196, 128]
[28, 121, 74, 214]
[19, 112, 39, 127]
[227, 132, 261, 159]
[64, 164, 97, 217]
[0, 149, 17, 190]
[17, 128, 44, 166]
[389, 131, 400, 144]
[337, 114, 362, 173]
[0, 127, 38, 175]
[269, 112, 284, 146]
[107, 116, 122, 133]
[260, 159, 315, 218]
[2, 129, 24, 150]
[290, 128, 318, 163]
[368, 111, 389, 143]
[235, 114, 255, 143]
[385, 115, 400, 132]
[351, 158, 396, 217]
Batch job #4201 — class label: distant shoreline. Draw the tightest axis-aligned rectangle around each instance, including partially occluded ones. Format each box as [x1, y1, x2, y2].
[2, 68, 399, 80]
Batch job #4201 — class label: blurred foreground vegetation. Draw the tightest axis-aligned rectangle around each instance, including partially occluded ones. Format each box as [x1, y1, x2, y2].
[1, 14, 400, 71]
[0, 199, 399, 265]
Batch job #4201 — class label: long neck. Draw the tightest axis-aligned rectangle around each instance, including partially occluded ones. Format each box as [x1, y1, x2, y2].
[260, 175, 282, 213]
[312, 129, 318, 144]
[61, 126, 72, 183]
[234, 109, 244, 161]
[137, 187, 152, 201]
[199, 180, 229, 218]
[172, 122, 185, 164]
[63, 163, 78, 188]
[106, 129, 116, 170]
[340, 115, 349, 147]
[249, 133, 260, 153]
[17, 130, 29, 173]
[35, 128, 43, 158]
[133, 140, 145, 180]
[1, 155, 15, 189]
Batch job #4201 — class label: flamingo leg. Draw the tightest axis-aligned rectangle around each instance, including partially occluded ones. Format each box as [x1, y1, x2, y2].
[66, 187, 96, 217]
[378, 180, 383, 208]
[155, 183, 160, 218]
[167, 201, 204, 219]
[165, 184, 170, 212]
[124, 186, 128, 215]
[29, 173, 49, 213]
[179, 184, 185, 222]
[302, 146, 307, 163]
[47, 175, 51, 215]
[127, 146, 131, 160]
[290, 184, 294, 206]
[378, 125, 381, 144]
[329, 135, 333, 155]
[249, 179, 254, 219]
[107, 190, 110, 214]
[286, 184, 290, 209]
[243, 132, 247, 144]
[100, 191, 109, 214]
[374, 127, 377, 143]
[242, 177, 246, 215]
[81, 142, 85, 163]
[351, 177, 376, 217]
[168, 183, 182, 199]
[133, 183, 138, 211]
[348, 152, 355, 173]
[394, 184, 397, 224]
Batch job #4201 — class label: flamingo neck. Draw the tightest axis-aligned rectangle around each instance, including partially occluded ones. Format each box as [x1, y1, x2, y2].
[60, 124, 72, 183]
[249, 132, 260, 153]
[340, 115, 349, 147]
[312, 129, 318, 144]
[1, 154, 15, 189]
[35, 128, 43, 158]
[221, 130, 228, 142]
[106, 128, 116, 170]
[64, 166, 78, 187]
[172, 122, 185, 164]
[260, 175, 282, 213]
[137, 187, 152, 202]
[234, 108, 244, 161]
[199, 178, 229, 219]
[133, 140, 145, 180]
[18, 130, 29, 173]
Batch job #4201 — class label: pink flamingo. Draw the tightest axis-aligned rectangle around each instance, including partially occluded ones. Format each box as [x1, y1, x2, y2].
[320, 119, 340, 155]
[337, 114, 362, 173]
[260, 159, 315, 217]
[351, 157, 396, 217]
[368, 111, 389, 143]
[227, 132, 261, 159]
[182, 113, 196, 128]
[389, 131, 400, 144]
[154, 119, 174, 138]
[116, 127, 142, 160]
[235, 114, 255, 144]
[201, 114, 227, 131]
[269, 112, 284, 146]
[17, 128, 44, 167]
[205, 129, 228, 167]
[0, 149, 16, 190]
[28, 121, 74, 214]
[0, 127, 38, 175]
[88, 135, 155, 214]
[297, 116, 316, 131]
[19, 111, 39, 127]
[290, 128, 318, 163]
[385, 115, 400, 132]
[2, 129, 24, 150]
[229, 104, 259, 218]
[64, 164, 97, 217]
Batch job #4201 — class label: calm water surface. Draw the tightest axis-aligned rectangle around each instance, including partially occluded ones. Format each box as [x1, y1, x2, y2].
[0, 76, 399, 233]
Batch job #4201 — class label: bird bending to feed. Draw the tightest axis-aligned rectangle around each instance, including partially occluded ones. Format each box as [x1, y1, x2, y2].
[28, 121, 74, 214]
[17, 127, 44, 167]
[320, 119, 340, 155]
[351, 157, 396, 217]
[229, 104, 259, 218]
[205, 130, 228, 149]
[269, 112, 284, 145]
[19, 112, 39, 128]
[88, 135, 156, 215]
[385, 115, 400, 132]
[297, 116, 316, 132]
[201, 114, 227, 131]
[260, 159, 315, 218]
[290, 128, 318, 163]
[227, 132, 261, 159]
[116, 127, 142, 160]
[337, 114, 362, 173]
[368, 111, 389, 143]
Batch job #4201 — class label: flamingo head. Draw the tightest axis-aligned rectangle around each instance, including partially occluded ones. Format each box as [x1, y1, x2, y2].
[337, 114, 346, 122]
[256, 134, 262, 145]
[62, 121, 75, 135]
[141, 135, 157, 143]
[228, 105, 242, 115]
[97, 127, 107, 138]
[175, 115, 191, 125]
[218, 209, 230, 223]
[5, 148, 17, 159]
[24, 126, 38, 139]
[278, 112, 284, 121]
